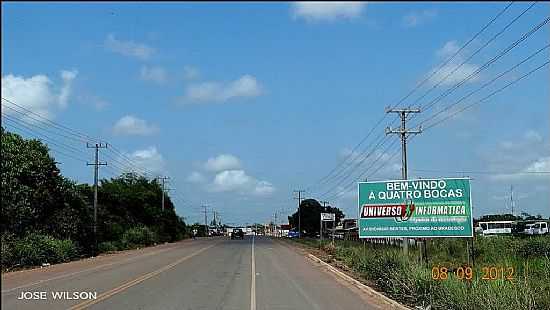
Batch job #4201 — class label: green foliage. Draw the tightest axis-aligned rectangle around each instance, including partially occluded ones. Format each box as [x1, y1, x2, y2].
[288, 199, 345, 237]
[121, 226, 158, 249]
[516, 237, 550, 258]
[98, 241, 118, 253]
[1, 233, 17, 269]
[5, 233, 79, 268]
[1, 128, 188, 270]
[1, 128, 67, 236]
[294, 235, 550, 310]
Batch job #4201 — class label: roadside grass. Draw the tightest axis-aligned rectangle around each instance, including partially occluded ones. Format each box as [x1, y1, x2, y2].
[2, 225, 180, 273]
[290, 235, 550, 310]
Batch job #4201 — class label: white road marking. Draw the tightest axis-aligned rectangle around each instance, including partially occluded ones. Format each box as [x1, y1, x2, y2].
[250, 235, 256, 310]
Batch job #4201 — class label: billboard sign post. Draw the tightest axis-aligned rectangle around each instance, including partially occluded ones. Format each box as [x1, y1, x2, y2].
[358, 178, 472, 238]
[320, 213, 335, 244]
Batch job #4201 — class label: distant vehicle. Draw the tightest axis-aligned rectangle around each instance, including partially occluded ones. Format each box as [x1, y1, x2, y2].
[524, 222, 549, 235]
[287, 230, 300, 238]
[478, 221, 513, 236]
[231, 228, 244, 240]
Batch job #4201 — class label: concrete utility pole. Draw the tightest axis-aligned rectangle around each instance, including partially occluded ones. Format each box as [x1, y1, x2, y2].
[510, 185, 515, 216]
[274, 212, 278, 237]
[385, 107, 422, 256]
[293, 190, 306, 238]
[320, 201, 328, 241]
[87, 143, 108, 255]
[157, 176, 170, 212]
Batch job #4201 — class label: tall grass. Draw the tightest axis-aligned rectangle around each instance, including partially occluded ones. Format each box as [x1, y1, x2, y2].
[292, 235, 550, 310]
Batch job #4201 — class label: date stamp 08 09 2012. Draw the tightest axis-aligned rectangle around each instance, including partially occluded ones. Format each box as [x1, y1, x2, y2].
[431, 266, 515, 281]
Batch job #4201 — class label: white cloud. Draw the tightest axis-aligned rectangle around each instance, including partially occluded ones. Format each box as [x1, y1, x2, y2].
[112, 115, 159, 136]
[436, 41, 460, 58]
[524, 130, 543, 143]
[210, 169, 276, 196]
[140, 66, 167, 84]
[204, 154, 242, 172]
[198, 153, 276, 196]
[428, 40, 480, 86]
[77, 93, 109, 111]
[105, 34, 155, 60]
[212, 170, 254, 192]
[187, 171, 206, 183]
[482, 130, 549, 182]
[183, 66, 200, 80]
[59, 70, 78, 108]
[339, 147, 363, 164]
[182, 75, 262, 104]
[403, 9, 437, 28]
[291, 2, 366, 22]
[524, 157, 550, 173]
[2, 70, 78, 120]
[254, 181, 276, 196]
[126, 146, 165, 174]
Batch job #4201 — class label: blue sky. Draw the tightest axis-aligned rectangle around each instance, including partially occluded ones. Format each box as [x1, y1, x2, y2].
[2, 2, 549, 225]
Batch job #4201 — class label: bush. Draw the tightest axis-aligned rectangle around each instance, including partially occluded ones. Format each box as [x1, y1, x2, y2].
[1, 233, 17, 270]
[51, 239, 79, 262]
[11, 233, 78, 267]
[121, 226, 157, 249]
[516, 237, 550, 258]
[292, 236, 550, 310]
[98, 241, 118, 253]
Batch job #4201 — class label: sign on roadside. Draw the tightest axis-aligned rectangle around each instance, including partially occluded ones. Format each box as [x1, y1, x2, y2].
[321, 213, 335, 221]
[358, 178, 473, 238]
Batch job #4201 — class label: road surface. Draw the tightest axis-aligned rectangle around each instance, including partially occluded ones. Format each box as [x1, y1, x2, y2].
[2, 236, 392, 310]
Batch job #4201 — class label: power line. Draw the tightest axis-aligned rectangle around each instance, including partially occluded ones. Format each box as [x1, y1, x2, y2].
[324, 138, 401, 202]
[412, 169, 550, 175]
[413, 14, 550, 122]
[316, 134, 393, 198]
[326, 18, 550, 200]
[423, 59, 549, 131]
[408, 2, 537, 117]
[2, 98, 189, 214]
[415, 43, 550, 128]
[3, 116, 89, 160]
[1, 97, 103, 143]
[307, 2, 522, 196]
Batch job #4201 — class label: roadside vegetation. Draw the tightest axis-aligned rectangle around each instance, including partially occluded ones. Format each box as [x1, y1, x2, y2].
[292, 235, 550, 310]
[1, 128, 188, 272]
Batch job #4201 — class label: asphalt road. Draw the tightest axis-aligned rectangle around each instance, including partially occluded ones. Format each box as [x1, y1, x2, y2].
[2, 236, 390, 310]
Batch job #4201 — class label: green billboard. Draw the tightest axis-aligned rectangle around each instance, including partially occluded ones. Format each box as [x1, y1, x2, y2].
[358, 178, 472, 238]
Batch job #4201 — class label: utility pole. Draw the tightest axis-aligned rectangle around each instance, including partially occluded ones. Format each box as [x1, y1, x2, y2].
[274, 212, 278, 237]
[510, 185, 515, 216]
[87, 142, 108, 256]
[320, 201, 328, 241]
[385, 107, 421, 256]
[157, 176, 170, 212]
[202, 205, 208, 237]
[293, 190, 306, 238]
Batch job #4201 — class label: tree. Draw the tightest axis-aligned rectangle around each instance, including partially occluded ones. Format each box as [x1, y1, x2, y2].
[288, 199, 345, 237]
[1, 128, 91, 241]
[95, 173, 186, 243]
